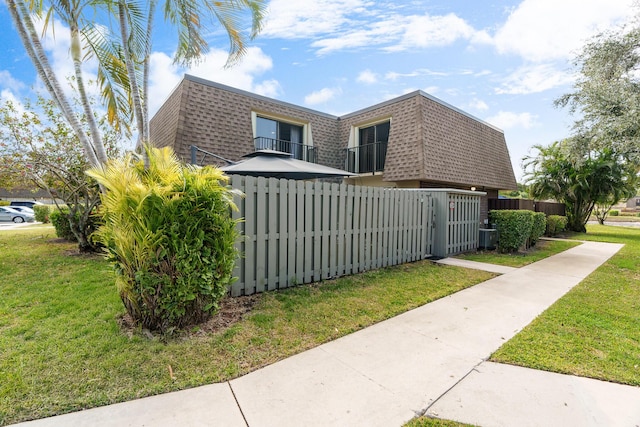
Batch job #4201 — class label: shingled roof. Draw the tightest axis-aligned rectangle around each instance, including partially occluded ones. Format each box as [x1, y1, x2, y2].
[150, 75, 517, 191]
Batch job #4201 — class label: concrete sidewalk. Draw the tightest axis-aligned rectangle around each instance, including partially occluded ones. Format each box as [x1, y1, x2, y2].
[13, 241, 635, 427]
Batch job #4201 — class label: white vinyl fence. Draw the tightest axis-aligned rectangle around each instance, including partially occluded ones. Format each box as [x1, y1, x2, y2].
[229, 176, 436, 296]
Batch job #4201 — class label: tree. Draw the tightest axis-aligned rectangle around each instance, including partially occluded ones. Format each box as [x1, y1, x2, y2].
[0, 96, 121, 251]
[7, 0, 266, 168]
[524, 140, 638, 232]
[556, 25, 640, 166]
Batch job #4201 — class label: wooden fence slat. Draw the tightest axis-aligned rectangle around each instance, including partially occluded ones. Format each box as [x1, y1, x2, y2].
[244, 176, 257, 295]
[321, 182, 330, 279]
[287, 180, 296, 288]
[255, 178, 267, 293]
[267, 178, 278, 290]
[313, 182, 322, 281]
[329, 183, 339, 278]
[278, 178, 288, 288]
[304, 181, 313, 283]
[296, 181, 305, 285]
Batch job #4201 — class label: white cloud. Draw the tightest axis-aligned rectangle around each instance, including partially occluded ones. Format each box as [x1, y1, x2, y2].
[262, 0, 367, 39]
[492, 0, 635, 62]
[422, 86, 439, 95]
[304, 87, 342, 105]
[148, 47, 278, 116]
[387, 13, 475, 52]
[485, 111, 537, 130]
[263, 2, 485, 55]
[468, 98, 489, 112]
[496, 64, 575, 95]
[253, 80, 282, 98]
[385, 68, 448, 81]
[0, 89, 24, 110]
[0, 71, 26, 93]
[356, 70, 378, 84]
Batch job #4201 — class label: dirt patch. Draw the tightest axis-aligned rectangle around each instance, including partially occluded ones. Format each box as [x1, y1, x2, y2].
[117, 294, 262, 340]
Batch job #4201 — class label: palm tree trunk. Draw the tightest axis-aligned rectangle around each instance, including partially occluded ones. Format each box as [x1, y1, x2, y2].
[8, 0, 102, 168]
[142, 1, 156, 144]
[70, 20, 109, 165]
[118, 0, 146, 147]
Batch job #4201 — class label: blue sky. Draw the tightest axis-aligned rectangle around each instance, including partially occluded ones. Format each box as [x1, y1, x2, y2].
[0, 0, 636, 181]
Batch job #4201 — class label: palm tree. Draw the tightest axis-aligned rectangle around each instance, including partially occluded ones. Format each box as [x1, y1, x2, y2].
[6, 0, 105, 167]
[7, 0, 266, 166]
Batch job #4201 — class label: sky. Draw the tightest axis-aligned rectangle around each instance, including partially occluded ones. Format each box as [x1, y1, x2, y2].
[0, 0, 637, 182]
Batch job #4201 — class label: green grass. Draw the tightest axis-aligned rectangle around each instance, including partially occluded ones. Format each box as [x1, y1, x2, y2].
[454, 238, 581, 267]
[491, 224, 640, 386]
[0, 228, 494, 425]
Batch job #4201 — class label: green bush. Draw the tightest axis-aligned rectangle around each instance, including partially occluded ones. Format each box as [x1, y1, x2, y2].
[88, 146, 240, 333]
[33, 204, 50, 223]
[530, 212, 547, 246]
[49, 207, 102, 242]
[546, 215, 568, 236]
[609, 210, 619, 216]
[490, 210, 534, 253]
[50, 208, 75, 240]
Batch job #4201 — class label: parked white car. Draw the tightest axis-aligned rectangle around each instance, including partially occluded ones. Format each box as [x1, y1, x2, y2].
[0, 206, 35, 223]
[8, 206, 35, 215]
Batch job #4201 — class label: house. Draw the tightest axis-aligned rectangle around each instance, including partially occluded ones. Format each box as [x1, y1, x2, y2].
[150, 74, 517, 222]
[625, 196, 640, 211]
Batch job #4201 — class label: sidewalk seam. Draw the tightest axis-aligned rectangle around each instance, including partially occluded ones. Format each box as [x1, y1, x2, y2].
[417, 358, 486, 418]
[227, 381, 249, 427]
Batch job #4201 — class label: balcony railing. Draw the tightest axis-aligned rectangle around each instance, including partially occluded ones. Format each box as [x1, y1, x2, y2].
[344, 141, 388, 174]
[254, 137, 318, 163]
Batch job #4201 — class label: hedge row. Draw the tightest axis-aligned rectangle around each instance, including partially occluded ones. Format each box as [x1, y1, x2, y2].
[546, 215, 567, 237]
[489, 210, 548, 253]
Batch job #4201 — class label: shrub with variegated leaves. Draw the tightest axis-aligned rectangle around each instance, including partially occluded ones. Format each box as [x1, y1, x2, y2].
[88, 145, 240, 332]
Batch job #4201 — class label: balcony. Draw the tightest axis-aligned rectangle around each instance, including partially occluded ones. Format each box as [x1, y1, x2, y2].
[254, 137, 318, 163]
[344, 142, 388, 174]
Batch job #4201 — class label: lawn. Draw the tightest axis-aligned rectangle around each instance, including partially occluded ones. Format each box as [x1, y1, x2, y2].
[0, 228, 494, 425]
[455, 238, 581, 267]
[490, 224, 640, 386]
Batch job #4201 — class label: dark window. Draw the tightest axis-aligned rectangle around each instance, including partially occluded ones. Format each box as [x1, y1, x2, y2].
[358, 121, 389, 146]
[254, 116, 314, 161]
[256, 117, 303, 145]
[350, 121, 389, 173]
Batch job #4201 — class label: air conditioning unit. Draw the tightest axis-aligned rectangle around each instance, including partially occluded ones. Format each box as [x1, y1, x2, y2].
[478, 228, 497, 250]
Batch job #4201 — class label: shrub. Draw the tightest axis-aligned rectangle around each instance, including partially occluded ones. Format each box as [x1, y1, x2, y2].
[529, 212, 547, 246]
[88, 146, 240, 333]
[609, 210, 619, 216]
[490, 210, 534, 253]
[50, 207, 102, 242]
[546, 215, 568, 236]
[50, 208, 75, 240]
[33, 204, 50, 223]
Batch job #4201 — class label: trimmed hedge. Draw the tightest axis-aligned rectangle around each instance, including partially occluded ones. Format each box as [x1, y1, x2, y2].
[50, 208, 75, 240]
[530, 212, 547, 246]
[490, 210, 534, 253]
[546, 215, 567, 236]
[50, 207, 102, 242]
[33, 205, 50, 223]
[609, 210, 619, 216]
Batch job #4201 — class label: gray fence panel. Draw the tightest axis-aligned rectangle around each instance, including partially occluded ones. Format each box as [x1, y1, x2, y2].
[229, 179, 483, 296]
